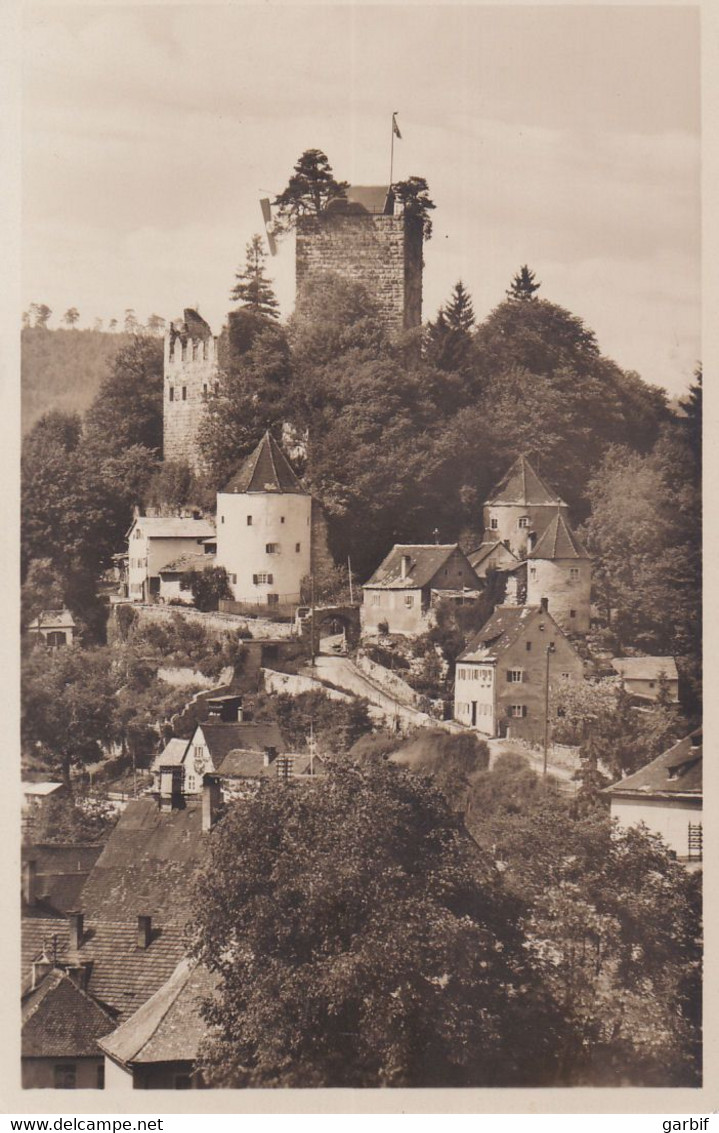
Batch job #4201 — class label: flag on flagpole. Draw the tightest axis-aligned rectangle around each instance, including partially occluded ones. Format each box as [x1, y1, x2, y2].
[392, 112, 402, 140]
[260, 198, 277, 256]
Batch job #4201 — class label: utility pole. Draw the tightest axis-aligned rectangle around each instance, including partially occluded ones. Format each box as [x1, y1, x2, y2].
[543, 642, 555, 776]
[310, 573, 316, 669]
[348, 556, 354, 604]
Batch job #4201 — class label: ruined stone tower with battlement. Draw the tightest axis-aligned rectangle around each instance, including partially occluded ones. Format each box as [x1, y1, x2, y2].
[163, 309, 218, 472]
[295, 188, 423, 335]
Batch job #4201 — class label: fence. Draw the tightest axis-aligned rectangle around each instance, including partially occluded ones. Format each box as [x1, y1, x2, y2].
[219, 597, 299, 621]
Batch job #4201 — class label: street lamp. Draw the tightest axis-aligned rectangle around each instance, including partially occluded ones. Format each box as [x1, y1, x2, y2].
[543, 642, 556, 777]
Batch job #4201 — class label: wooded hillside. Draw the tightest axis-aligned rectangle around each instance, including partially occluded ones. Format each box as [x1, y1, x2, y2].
[22, 328, 134, 433]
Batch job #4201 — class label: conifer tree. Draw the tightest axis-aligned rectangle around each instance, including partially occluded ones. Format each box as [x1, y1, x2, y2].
[445, 280, 475, 332]
[424, 281, 475, 374]
[230, 235, 280, 320]
[273, 149, 349, 233]
[506, 265, 541, 301]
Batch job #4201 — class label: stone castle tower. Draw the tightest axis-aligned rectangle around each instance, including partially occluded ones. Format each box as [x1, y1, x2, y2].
[525, 510, 592, 635]
[483, 455, 570, 558]
[295, 187, 423, 336]
[163, 308, 218, 472]
[215, 431, 312, 607]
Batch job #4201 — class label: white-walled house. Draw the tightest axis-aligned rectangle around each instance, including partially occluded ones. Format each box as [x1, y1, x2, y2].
[126, 516, 215, 602]
[215, 432, 311, 607]
[605, 729, 702, 863]
[610, 656, 679, 703]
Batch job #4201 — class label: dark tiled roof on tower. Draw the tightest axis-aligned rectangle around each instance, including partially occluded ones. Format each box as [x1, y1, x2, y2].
[222, 431, 304, 495]
[486, 455, 567, 508]
[528, 511, 590, 560]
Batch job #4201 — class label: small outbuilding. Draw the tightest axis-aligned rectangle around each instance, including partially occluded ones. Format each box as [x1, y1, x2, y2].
[26, 610, 76, 648]
[610, 656, 679, 703]
[362, 544, 479, 636]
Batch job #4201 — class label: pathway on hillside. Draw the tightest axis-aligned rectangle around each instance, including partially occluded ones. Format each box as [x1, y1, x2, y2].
[306, 655, 464, 734]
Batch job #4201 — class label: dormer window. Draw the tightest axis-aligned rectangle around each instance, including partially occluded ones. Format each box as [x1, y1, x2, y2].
[518, 517, 530, 529]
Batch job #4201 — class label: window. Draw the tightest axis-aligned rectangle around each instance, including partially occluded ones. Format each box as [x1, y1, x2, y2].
[561, 672, 570, 680]
[54, 1064, 77, 1089]
[231, 574, 237, 585]
[371, 593, 381, 606]
[181, 341, 187, 361]
[648, 680, 656, 689]
[490, 518, 499, 530]
[295, 543, 301, 553]
[518, 517, 530, 528]
[267, 593, 279, 606]
[182, 386, 187, 401]
[220, 515, 224, 524]
[186, 775, 196, 792]
[538, 622, 545, 632]
[525, 641, 532, 652]
[508, 705, 528, 718]
[266, 543, 279, 554]
[203, 340, 208, 360]
[529, 567, 537, 581]
[247, 515, 253, 526]
[404, 595, 415, 608]
[569, 609, 576, 619]
[254, 572, 273, 585]
[169, 341, 175, 361]
[280, 516, 285, 524]
[507, 669, 524, 683]
[169, 387, 174, 402]
[570, 567, 580, 580]
[202, 383, 208, 400]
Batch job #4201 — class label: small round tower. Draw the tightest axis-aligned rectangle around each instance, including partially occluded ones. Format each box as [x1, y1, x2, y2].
[483, 455, 569, 558]
[215, 432, 311, 606]
[525, 510, 591, 634]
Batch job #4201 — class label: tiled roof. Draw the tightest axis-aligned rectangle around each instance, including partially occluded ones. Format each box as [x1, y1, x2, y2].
[79, 798, 209, 925]
[159, 552, 216, 575]
[129, 517, 216, 540]
[468, 541, 518, 570]
[347, 185, 391, 212]
[222, 432, 304, 495]
[365, 545, 463, 590]
[219, 750, 326, 779]
[528, 511, 589, 560]
[605, 730, 702, 799]
[197, 721, 286, 765]
[486, 456, 566, 508]
[21, 917, 189, 1021]
[23, 844, 104, 917]
[27, 609, 76, 631]
[610, 656, 679, 683]
[22, 969, 116, 1058]
[99, 960, 218, 1066]
[458, 604, 561, 662]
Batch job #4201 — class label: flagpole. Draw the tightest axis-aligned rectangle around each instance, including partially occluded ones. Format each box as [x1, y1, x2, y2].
[389, 111, 398, 187]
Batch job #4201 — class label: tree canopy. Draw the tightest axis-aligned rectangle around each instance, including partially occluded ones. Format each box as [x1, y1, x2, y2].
[190, 761, 569, 1087]
[273, 149, 349, 233]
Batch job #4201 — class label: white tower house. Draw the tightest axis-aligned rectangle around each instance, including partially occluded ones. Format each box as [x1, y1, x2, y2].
[215, 432, 312, 606]
[483, 454, 570, 558]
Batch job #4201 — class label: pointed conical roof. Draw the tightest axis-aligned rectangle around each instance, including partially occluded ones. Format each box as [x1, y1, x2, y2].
[486, 455, 567, 508]
[528, 510, 589, 560]
[221, 432, 305, 495]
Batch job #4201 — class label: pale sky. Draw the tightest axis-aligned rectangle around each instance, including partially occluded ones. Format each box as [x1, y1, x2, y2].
[22, 4, 700, 396]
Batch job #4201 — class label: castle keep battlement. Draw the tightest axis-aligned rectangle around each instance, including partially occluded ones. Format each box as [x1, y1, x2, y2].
[163, 308, 218, 472]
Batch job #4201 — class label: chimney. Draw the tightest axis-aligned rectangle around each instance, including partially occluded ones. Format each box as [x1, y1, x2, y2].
[22, 859, 37, 907]
[202, 775, 222, 833]
[68, 911, 84, 952]
[400, 554, 411, 580]
[137, 915, 152, 949]
[540, 596, 549, 612]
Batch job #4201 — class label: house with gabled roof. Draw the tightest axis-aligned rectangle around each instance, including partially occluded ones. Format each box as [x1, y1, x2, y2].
[467, 539, 519, 581]
[215, 431, 312, 607]
[157, 549, 217, 605]
[483, 455, 569, 557]
[604, 728, 702, 864]
[610, 656, 679, 703]
[362, 544, 480, 636]
[453, 600, 584, 742]
[26, 609, 76, 648]
[126, 514, 216, 603]
[22, 966, 116, 1089]
[151, 720, 287, 797]
[99, 959, 218, 1091]
[524, 510, 592, 634]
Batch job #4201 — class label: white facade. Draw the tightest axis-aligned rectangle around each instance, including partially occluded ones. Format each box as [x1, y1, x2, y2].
[215, 491, 311, 605]
[127, 518, 215, 602]
[610, 796, 702, 860]
[454, 662, 495, 735]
